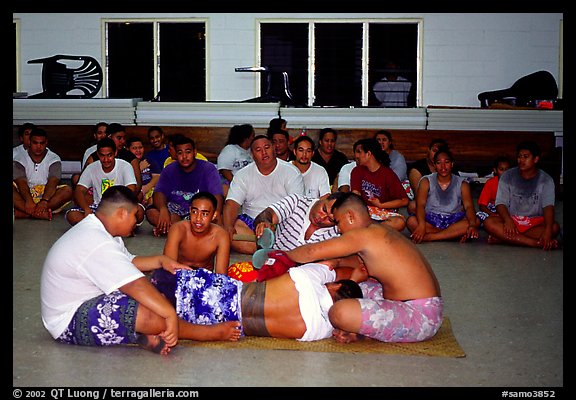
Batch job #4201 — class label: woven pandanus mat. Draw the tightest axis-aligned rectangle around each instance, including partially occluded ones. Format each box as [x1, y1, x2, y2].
[179, 317, 465, 358]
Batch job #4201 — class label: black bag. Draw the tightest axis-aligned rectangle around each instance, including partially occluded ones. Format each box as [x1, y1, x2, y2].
[478, 70, 558, 108]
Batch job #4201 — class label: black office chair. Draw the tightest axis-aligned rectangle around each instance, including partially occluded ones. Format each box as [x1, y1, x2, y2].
[235, 66, 297, 106]
[27, 55, 103, 99]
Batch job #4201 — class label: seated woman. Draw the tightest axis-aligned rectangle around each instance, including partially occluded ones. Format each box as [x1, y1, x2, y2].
[216, 124, 255, 197]
[374, 130, 412, 200]
[406, 138, 448, 214]
[406, 146, 480, 243]
[350, 138, 408, 232]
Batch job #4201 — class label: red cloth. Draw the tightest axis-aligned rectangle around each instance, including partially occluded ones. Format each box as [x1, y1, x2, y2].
[256, 250, 297, 281]
[478, 176, 499, 207]
[228, 261, 258, 282]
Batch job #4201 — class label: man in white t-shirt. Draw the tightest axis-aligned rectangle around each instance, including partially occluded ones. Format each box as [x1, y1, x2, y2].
[65, 137, 143, 226]
[223, 135, 304, 254]
[41, 186, 242, 356]
[13, 127, 73, 220]
[291, 135, 330, 198]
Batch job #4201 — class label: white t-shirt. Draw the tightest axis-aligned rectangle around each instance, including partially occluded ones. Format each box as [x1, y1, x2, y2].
[217, 144, 253, 176]
[373, 76, 412, 107]
[226, 159, 305, 219]
[337, 161, 357, 189]
[297, 161, 331, 199]
[82, 144, 98, 169]
[13, 148, 61, 188]
[77, 159, 137, 204]
[40, 214, 143, 339]
[13, 144, 26, 161]
[288, 263, 337, 341]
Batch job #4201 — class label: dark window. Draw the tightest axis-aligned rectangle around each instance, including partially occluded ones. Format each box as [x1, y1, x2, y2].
[368, 23, 418, 107]
[260, 23, 308, 106]
[315, 23, 363, 107]
[159, 23, 205, 101]
[107, 22, 154, 100]
[260, 21, 419, 107]
[106, 21, 206, 101]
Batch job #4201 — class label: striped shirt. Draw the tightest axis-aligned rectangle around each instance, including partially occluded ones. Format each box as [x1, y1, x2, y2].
[268, 194, 340, 251]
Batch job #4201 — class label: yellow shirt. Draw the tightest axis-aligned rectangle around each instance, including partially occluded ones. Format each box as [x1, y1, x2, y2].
[163, 152, 208, 168]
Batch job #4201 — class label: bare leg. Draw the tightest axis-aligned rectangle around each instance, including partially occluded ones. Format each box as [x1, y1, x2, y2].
[422, 220, 469, 242]
[136, 304, 242, 346]
[329, 299, 364, 343]
[231, 219, 257, 254]
[179, 320, 242, 342]
[484, 217, 560, 249]
[383, 216, 406, 232]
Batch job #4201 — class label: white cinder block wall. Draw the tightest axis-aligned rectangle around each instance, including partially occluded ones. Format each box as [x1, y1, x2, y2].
[14, 13, 563, 107]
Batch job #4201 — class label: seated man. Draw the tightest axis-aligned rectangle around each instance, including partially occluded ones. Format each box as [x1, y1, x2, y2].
[13, 127, 73, 220]
[483, 140, 561, 250]
[41, 186, 241, 357]
[173, 259, 363, 341]
[223, 135, 304, 254]
[65, 137, 144, 227]
[146, 135, 224, 236]
[150, 191, 231, 306]
[286, 192, 443, 344]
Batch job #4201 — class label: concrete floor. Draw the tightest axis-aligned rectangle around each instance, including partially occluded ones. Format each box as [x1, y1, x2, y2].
[13, 201, 563, 388]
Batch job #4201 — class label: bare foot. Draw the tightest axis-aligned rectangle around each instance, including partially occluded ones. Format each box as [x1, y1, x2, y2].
[136, 334, 170, 355]
[332, 328, 363, 343]
[213, 321, 242, 341]
[153, 227, 168, 237]
[33, 207, 53, 221]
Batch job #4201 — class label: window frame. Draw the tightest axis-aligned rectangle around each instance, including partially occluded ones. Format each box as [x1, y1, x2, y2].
[256, 18, 423, 107]
[14, 18, 20, 93]
[102, 17, 209, 100]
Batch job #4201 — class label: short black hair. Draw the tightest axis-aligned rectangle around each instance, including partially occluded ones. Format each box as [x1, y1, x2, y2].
[267, 129, 290, 141]
[173, 135, 195, 149]
[353, 138, 390, 167]
[147, 126, 164, 137]
[227, 124, 254, 145]
[126, 136, 143, 147]
[433, 146, 454, 163]
[516, 140, 541, 158]
[318, 127, 337, 141]
[29, 127, 48, 140]
[191, 191, 218, 210]
[330, 191, 367, 214]
[293, 135, 315, 149]
[107, 123, 125, 136]
[18, 122, 36, 137]
[333, 279, 363, 300]
[97, 185, 138, 213]
[250, 134, 271, 150]
[97, 137, 117, 153]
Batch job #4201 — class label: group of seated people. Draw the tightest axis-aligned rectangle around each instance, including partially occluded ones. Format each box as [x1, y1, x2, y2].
[13, 118, 561, 355]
